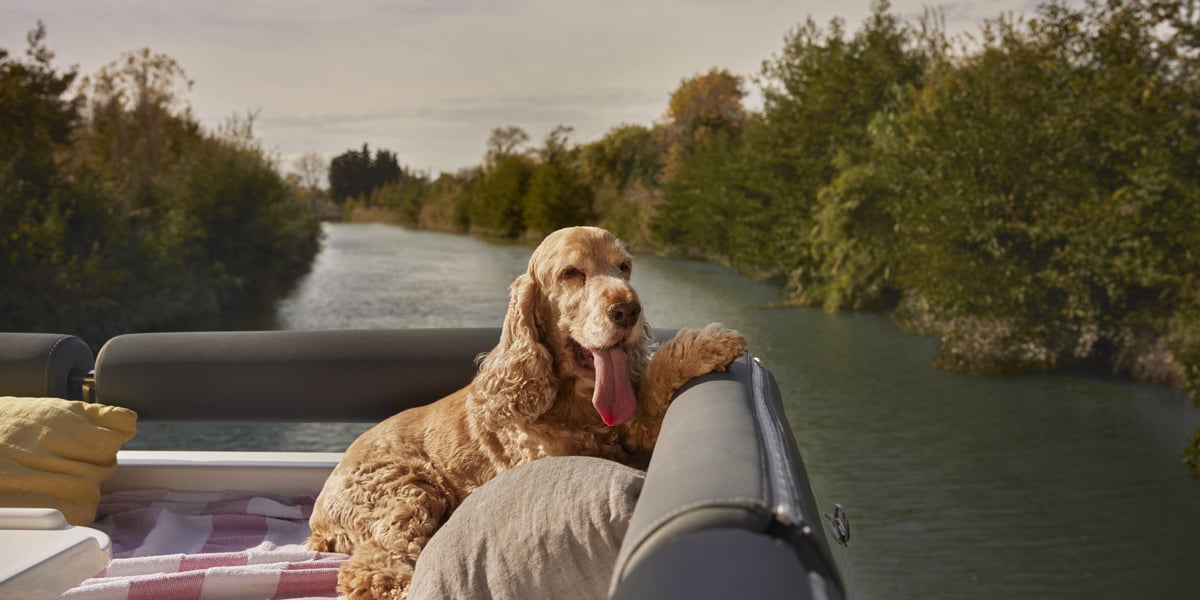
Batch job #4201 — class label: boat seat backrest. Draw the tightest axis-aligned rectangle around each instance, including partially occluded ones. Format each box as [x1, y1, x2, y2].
[86, 328, 684, 422]
[91, 329, 498, 421]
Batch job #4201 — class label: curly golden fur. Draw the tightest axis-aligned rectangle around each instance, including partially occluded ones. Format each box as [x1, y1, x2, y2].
[307, 226, 746, 599]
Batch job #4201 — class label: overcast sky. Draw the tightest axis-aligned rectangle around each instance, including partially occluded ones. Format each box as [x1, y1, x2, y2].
[2, 0, 1043, 176]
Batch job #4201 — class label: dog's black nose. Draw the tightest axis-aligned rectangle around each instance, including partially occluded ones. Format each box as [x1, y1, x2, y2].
[608, 301, 641, 328]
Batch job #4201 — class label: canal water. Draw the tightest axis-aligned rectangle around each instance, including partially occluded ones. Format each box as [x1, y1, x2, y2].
[130, 222, 1200, 599]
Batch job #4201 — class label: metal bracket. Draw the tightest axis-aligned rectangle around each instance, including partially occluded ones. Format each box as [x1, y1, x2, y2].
[823, 503, 850, 547]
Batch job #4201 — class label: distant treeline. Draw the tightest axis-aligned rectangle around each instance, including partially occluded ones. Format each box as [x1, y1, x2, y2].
[335, 0, 1200, 472]
[0, 25, 321, 346]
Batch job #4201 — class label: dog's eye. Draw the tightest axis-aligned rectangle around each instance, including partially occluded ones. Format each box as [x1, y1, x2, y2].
[618, 261, 632, 274]
[561, 267, 585, 282]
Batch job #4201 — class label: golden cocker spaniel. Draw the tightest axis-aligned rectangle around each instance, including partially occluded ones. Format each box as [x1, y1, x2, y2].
[307, 226, 746, 599]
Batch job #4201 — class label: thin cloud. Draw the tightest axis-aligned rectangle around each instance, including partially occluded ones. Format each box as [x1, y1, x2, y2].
[2, 0, 1062, 173]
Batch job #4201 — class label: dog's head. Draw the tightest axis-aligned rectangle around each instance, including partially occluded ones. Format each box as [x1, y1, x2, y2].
[476, 226, 652, 426]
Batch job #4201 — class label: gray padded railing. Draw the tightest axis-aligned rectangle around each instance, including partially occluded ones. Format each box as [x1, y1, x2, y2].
[91, 329, 499, 421]
[89, 328, 683, 422]
[609, 353, 843, 600]
[0, 333, 94, 400]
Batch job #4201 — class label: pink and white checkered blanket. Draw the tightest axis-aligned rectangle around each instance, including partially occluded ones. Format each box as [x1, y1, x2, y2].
[63, 490, 348, 600]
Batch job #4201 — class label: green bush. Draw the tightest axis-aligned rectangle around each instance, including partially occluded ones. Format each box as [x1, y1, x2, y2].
[0, 30, 319, 346]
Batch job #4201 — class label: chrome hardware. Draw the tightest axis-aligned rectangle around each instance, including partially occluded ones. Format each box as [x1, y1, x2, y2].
[823, 503, 850, 547]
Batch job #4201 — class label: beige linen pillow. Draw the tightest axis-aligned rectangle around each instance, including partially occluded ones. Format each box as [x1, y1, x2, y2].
[409, 456, 644, 600]
[0, 396, 137, 525]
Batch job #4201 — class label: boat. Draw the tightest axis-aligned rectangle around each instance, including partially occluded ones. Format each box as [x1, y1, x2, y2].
[0, 329, 847, 599]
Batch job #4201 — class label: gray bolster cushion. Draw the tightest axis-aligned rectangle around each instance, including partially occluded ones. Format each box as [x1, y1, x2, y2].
[610, 353, 842, 599]
[0, 333, 94, 400]
[91, 328, 680, 422]
[93, 329, 498, 421]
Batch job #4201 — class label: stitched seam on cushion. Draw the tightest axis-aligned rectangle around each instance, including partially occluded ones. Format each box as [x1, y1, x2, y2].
[751, 355, 801, 523]
[744, 354, 773, 516]
[44, 335, 70, 397]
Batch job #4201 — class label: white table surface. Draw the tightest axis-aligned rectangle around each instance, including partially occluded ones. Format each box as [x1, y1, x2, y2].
[0, 508, 110, 599]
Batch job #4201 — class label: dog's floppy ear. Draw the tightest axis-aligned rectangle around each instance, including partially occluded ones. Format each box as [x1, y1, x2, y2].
[474, 273, 557, 423]
[626, 317, 655, 386]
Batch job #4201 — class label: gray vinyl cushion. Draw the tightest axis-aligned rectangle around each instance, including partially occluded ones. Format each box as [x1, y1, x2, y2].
[90, 328, 679, 422]
[609, 353, 842, 599]
[0, 333, 94, 399]
[612, 529, 817, 600]
[93, 329, 498, 421]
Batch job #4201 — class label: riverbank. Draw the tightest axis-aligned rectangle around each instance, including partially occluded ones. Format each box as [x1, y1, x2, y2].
[347, 204, 1193, 387]
[344, 206, 1200, 475]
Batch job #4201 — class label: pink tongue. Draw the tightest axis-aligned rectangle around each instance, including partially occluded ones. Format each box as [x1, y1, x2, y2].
[591, 347, 636, 426]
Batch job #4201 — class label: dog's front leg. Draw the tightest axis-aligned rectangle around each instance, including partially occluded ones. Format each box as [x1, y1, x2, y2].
[334, 470, 452, 600]
[620, 323, 746, 454]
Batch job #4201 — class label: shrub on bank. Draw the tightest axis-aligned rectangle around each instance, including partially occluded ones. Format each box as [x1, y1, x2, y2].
[0, 29, 320, 347]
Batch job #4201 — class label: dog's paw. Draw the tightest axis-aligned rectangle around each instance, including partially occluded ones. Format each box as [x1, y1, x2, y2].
[338, 553, 413, 600]
[634, 324, 749, 428]
[668, 323, 747, 379]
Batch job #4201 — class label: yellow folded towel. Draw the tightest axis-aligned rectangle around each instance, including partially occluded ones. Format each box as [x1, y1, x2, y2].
[0, 397, 137, 526]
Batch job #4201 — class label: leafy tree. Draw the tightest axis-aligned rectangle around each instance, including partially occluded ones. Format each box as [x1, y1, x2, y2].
[0, 27, 319, 345]
[66, 48, 207, 328]
[329, 145, 370, 202]
[792, 3, 933, 309]
[666, 68, 746, 143]
[471, 153, 533, 237]
[368, 169, 433, 227]
[0, 22, 80, 203]
[485, 125, 530, 170]
[414, 170, 476, 232]
[74, 48, 196, 210]
[164, 113, 320, 305]
[580, 123, 663, 192]
[579, 124, 666, 247]
[805, 137, 903, 311]
[652, 132, 740, 260]
[1, 24, 88, 335]
[291, 151, 327, 212]
[293, 152, 326, 192]
[651, 69, 749, 261]
[524, 126, 593, 235]
[329, 144, 405, 203]
[755, 0, 928, 297]
[877, 0, 1200, 374]
[662, 68, 745, 180]
[371, 149, 403, 191]
[651, 1, 928, 287]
